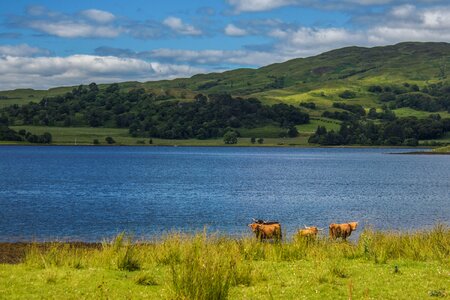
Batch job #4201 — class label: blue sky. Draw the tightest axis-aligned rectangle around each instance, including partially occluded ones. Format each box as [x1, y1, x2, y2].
[1, 0, 450, 89]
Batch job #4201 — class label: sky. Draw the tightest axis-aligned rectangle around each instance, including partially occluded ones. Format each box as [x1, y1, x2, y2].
[1, 0, 450, 90]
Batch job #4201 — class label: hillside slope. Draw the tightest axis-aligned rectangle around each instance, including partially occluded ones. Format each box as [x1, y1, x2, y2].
[0, 42, 450, 146]
[1, 42, 450, 124]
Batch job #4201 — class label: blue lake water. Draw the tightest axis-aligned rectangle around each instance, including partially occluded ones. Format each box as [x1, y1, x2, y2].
[0, 146, 449, 242]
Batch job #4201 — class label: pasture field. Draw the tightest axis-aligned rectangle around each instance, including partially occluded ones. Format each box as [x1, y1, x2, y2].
[393, 108, 450, 119]
[8, 125, 312, 147]
[0, 226, 449, 299]
[3, 125, 447, 148]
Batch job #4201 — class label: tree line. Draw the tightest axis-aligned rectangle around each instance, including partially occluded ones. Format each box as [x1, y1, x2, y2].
[309, 114, 450, 146]
[368, 82, 450, 112]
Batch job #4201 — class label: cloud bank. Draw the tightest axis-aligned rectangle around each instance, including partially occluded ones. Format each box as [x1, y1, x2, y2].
[0, 54, 205, 90]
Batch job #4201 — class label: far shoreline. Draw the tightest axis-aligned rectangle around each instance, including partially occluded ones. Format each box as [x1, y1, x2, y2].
[0, 142, 435, 150]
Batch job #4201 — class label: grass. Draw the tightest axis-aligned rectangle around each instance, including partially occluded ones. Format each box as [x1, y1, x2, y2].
[393, 108, 450, 119]
[433, 145, 450, 153]
[5, 125, 446, 148]
[0, 226, 449, 299]
[8, 125, 313, 147]
[298, 118, 341, 133]
[0, 87, 73, 108]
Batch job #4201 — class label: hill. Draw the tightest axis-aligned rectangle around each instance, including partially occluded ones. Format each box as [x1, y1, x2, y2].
[1, 42, 450, 146]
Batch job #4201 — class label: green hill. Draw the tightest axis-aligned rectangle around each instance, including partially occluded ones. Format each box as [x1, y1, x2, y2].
[1, 42, 450, 146]
[2, 42, 450, 107]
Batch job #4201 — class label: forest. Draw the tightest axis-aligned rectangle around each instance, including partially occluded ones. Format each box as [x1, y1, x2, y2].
[0, 83, 309, 140]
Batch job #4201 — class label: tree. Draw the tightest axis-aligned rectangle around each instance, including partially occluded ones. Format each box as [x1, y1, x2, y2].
[88, 82, 99, 92]
[257, 138, 264, 144]
[40, 132, 52, 144]
[368, 108, 378, 119]
[223, 131, 238, 144]
[287, 126, 299, 137]
[250, 137, 256, 144]
[93, 139, 99, 145]
[105, 136, 116, 144]
[106, 83, 120, 94]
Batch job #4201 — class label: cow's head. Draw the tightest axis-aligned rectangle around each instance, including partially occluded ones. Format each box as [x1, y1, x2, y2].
[248, 223, 260, 232]
[349, 222, 358, 230]
[309, 226, 319, 234]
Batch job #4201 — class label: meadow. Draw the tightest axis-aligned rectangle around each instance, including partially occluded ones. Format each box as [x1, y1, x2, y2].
[0, 226, 449, 299]
[8, 125, 312, 146]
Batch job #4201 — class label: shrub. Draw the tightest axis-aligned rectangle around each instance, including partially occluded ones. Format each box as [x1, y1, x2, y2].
[223, 131, 238, 144]
[300, 102, 316, 109]
[105, 136, 116, 144]
[338, 90, 356, 99]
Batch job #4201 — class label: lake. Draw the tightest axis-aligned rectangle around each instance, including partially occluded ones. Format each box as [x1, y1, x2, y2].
[0, 146, 448, 242]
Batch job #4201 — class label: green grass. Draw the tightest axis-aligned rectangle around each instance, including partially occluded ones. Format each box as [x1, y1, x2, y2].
[393, 107, 450, 119]
[0, 226, 449, 299]
[10, 126, 131, 145]
[298, 118, 341, 133]
[0, 87, 73, 108]
[433, 145, 450, 153]
[8, 125, 313, 147]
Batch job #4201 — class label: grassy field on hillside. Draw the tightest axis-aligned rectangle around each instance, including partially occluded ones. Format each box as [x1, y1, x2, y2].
[0, 226, 448, 299]
[5, 125, 449, 147]
[8, 126, 312, 147]
[0, 87, 73, 108]
[393, 108, 450, 119]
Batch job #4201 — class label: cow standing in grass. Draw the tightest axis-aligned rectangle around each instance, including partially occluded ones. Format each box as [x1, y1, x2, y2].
[248, 219, 282, 241]
[329, 222, 358, 240]
[297, 225, 323, 239]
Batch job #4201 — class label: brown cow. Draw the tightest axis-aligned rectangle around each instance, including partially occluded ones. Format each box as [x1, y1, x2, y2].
[329, 222, 358, 240]
[248, 220, 282, 241]
[297, 225, 323, 238]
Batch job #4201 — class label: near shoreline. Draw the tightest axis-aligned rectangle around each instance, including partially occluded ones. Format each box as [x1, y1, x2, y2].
[0, 227, 448, 299]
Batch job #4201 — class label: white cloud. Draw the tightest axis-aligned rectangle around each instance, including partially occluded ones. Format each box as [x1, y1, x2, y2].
[227, 0, 450, 12]
[0, 44, 50, 57]
[390, 4, 415, 18]
[268, 27, 366, 58]
[163, 16, 202, 36]
[263, 5, 450, 57]
[149, 48, 284, 66]
[27, 20, 120, 38]
[421, 8, 450, 29]
[0, 55, 205, 90]
[80, 9, 116, 23]
[11, 7, 121, 38]
[227, 0, 294, 12]
[224, 24, 248, 36]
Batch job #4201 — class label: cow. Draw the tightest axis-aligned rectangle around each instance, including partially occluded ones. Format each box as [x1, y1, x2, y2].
[329, 222, 358, 240]
[252, 218, 280, 225]
[248, 219, 282, 241]
[297, 225, 323, 239]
